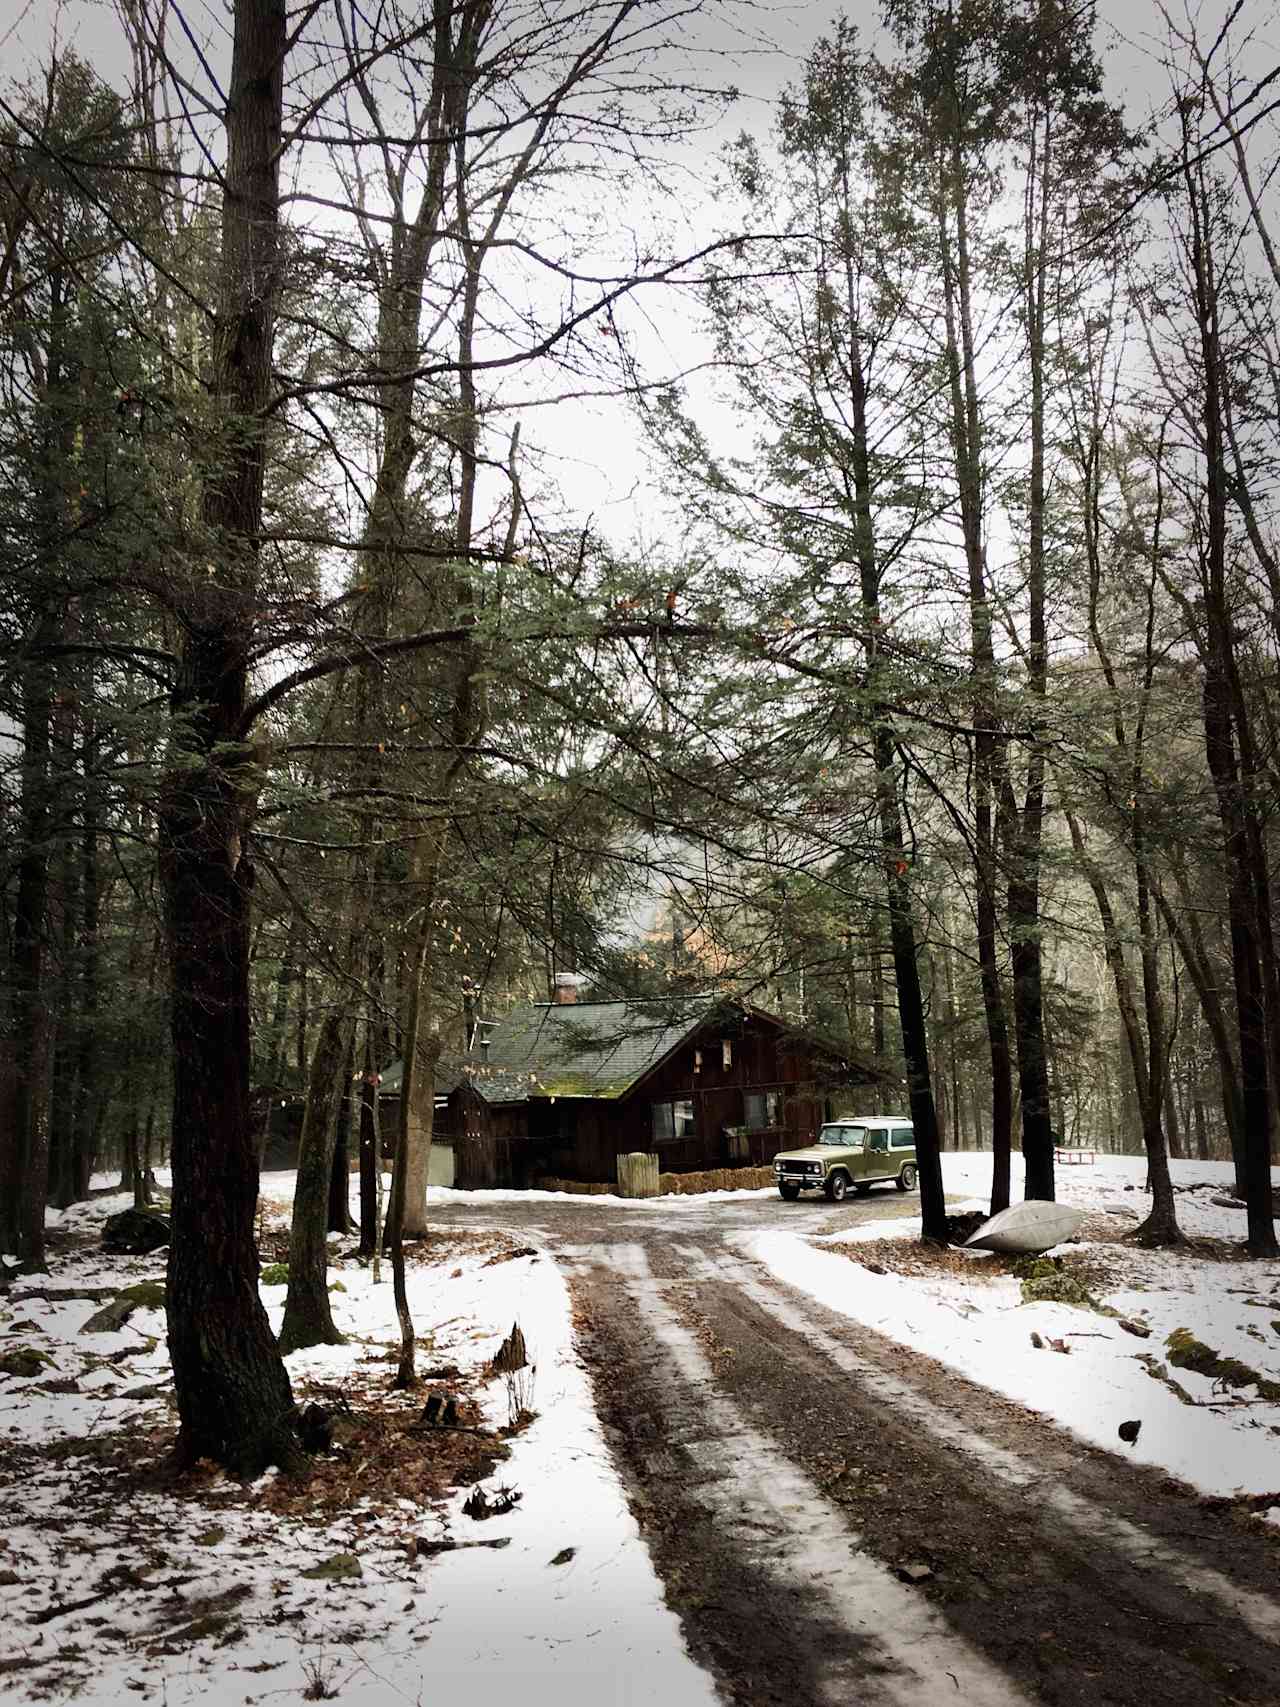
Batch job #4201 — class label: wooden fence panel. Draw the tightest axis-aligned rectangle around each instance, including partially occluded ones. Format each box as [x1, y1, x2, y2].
[616, 1151, 660, 1198]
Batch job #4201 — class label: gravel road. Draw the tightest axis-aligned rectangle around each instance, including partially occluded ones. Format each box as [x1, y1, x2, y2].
[426, 1190, 1280, 1705]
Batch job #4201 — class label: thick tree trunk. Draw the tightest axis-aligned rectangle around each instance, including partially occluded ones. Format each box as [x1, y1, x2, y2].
[159, 0, 301, 1471]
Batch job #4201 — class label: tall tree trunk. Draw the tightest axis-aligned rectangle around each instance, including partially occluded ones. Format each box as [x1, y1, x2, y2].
[1004, 97, 1053, 1203]
[278, 1009, 352, 1355]
[1183, 138, 1277, 1255]
[942, 931, 962, 1149]
[831, 157, 947, 1239]
[359, 942, 387, 1258]
[936, 152, 1013, 1213]
[47, 815, 80, 1211]
[282, 875, 374, 1350]
[328, 1028, 357, 1234]
[10, 612, 58, 1269]
[1133, 842, 1179, 1244]
[1151, 873, 1244, 1180]
[73, 716, 101, 1203]
[870, 932, 886, 1112]
[159, 0, 301, 1472]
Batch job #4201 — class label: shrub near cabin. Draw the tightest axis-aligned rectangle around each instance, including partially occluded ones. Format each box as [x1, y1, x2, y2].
[774, 1117, 918, 1203]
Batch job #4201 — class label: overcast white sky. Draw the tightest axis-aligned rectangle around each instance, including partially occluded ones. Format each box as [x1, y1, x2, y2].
[7, 1, 1276, 554]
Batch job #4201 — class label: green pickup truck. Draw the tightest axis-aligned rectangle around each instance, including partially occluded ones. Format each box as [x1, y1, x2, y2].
[773, 1116, 917, 1202]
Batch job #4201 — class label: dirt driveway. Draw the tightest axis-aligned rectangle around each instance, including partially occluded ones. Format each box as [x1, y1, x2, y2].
[425, 1191, 1280, 1705]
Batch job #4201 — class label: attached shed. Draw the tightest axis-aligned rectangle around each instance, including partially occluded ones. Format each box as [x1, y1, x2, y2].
[404, 994, 877, 1190]
[373, 1059, 461, 1188]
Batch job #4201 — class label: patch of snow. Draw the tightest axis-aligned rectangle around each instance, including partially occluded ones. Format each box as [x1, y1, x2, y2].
[4, 1207, 715, 1705]
[602, 1244, 1029, 1707]
[749, 1151, 1280, 1503]
[711, 1248, 1280, 1648]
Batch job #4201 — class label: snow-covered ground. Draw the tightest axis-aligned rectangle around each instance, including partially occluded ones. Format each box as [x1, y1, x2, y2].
[0, 1182, 716, 1707]
[3, 1150, 1278, 1704]
[749, 1151, 1280, 1512]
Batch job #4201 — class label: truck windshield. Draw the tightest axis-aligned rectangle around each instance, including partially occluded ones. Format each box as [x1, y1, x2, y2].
[818, 1125, 865, 1146]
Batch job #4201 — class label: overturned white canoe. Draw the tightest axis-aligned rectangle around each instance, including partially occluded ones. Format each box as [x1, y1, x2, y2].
[964, 1201, 1085, 1255]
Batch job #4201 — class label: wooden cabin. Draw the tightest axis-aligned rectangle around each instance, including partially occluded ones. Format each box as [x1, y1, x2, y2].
[389, 994, 876, 1191]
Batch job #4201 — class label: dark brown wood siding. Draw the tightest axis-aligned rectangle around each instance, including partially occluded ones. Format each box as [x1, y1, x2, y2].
[624, 1013, 827, 1170]
[447, 1011, 848, 1187]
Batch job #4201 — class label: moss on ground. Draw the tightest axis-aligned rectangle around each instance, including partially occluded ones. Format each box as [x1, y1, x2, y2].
[1165, 1327, 1280, 1400]
[0, 1346, 52, 1378]
[1014, 1258, 1105, 1310]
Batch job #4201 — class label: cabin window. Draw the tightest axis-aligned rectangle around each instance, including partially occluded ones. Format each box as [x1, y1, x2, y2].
[744, 1089, 781, 1130]
[651, 1099, 695, 1142]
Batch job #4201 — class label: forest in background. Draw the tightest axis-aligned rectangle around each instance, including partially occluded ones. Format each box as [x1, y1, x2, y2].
[2, 0, 1278, 1469]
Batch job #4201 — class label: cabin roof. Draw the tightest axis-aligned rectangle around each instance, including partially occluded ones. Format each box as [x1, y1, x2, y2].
[465, 996, 717, 1101]
[380, 995, 877, 1107]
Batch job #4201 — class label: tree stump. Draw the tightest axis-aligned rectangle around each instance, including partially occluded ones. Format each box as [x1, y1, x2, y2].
[491, 1322, 527, 1374]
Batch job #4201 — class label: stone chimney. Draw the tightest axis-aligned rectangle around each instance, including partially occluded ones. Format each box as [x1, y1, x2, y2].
[553, 972, 579, 1005]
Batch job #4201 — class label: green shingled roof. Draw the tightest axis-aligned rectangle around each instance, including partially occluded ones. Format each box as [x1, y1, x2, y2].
[380, 997, 720, 1105]
[380, 996, 878, 1106]
[465, 997, 717, 1102]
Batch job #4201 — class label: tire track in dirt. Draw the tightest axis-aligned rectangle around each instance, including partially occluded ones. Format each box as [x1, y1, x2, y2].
[575, 1242, 1033, 1707]
[678, 1239, 1280, 1704]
